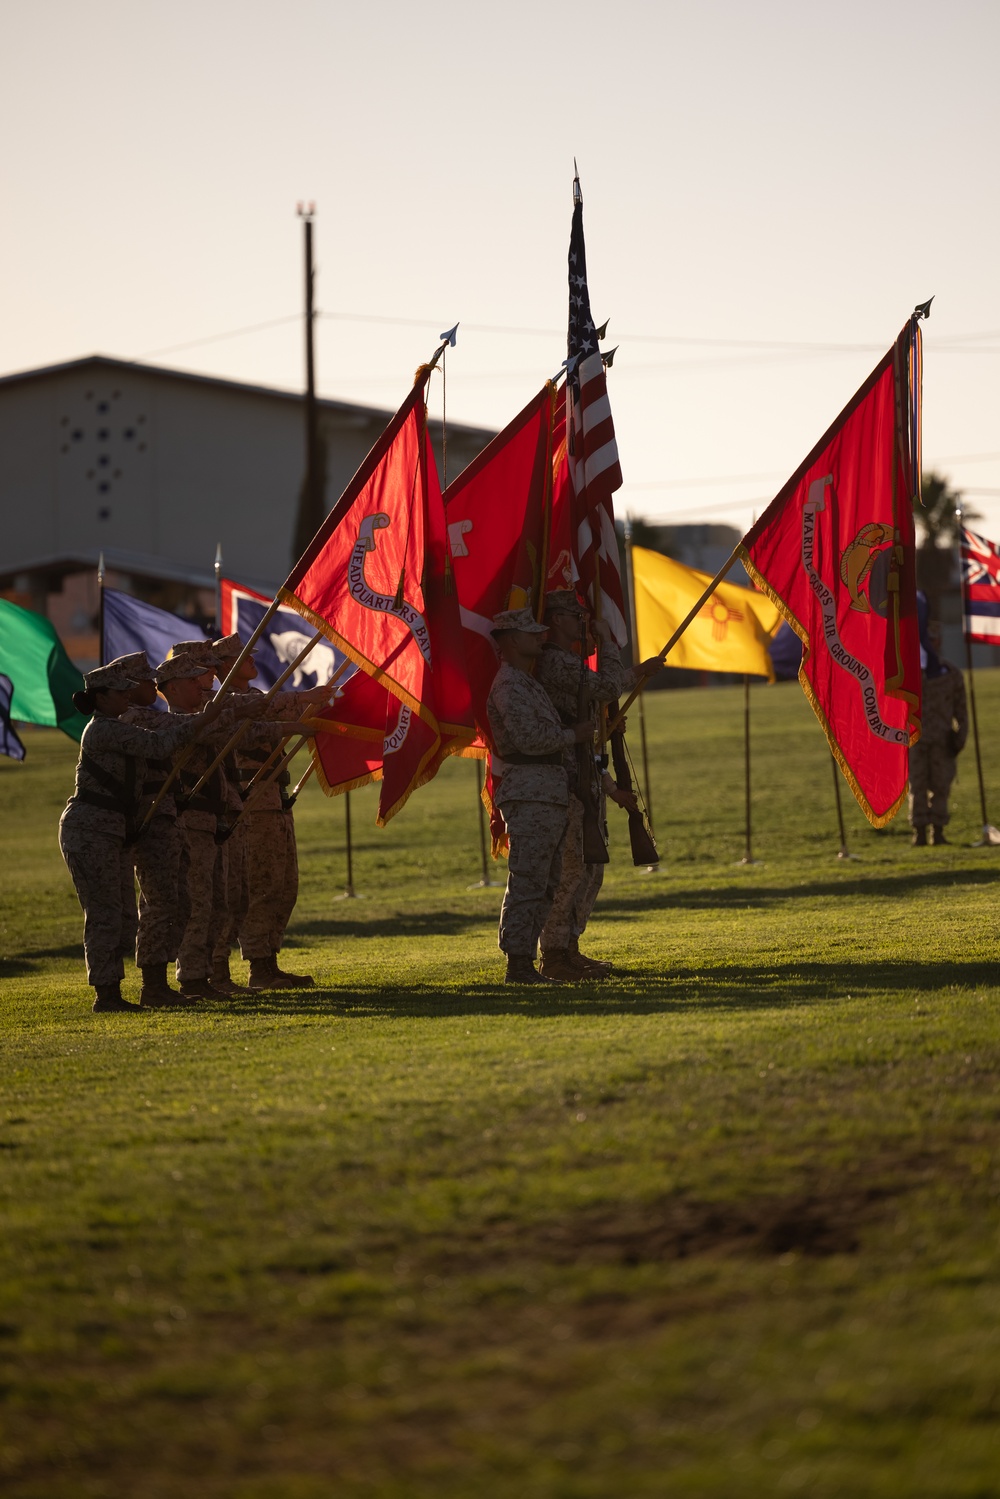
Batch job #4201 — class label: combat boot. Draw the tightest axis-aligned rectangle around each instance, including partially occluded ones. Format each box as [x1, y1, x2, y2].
[92, 984, 140, 1013]
[568, 937, 613, 976]
[211, 956, 249, 995]
[538, 948, 581, 981]
[139, 963, 195, 1008]
[271, 952, 314, 988]
[247, 958, 274, 991]
[911, 826, 928, 847]
[504, 955, 557, 985]
[177, 977, 228, 1001]
[931, 826, 949, 845]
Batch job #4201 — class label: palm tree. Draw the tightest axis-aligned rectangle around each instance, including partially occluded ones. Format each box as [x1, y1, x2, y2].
[912, 472, 977, 615]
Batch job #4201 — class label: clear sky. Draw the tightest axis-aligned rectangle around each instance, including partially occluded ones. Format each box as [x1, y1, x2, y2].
[3, 0, 998, 537]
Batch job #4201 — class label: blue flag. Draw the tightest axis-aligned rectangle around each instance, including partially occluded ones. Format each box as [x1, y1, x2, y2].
[0, 674, 26, 761]
[768, 620, 803, 682]
[220, 578, 355, 693]
[103, 588, 212, 689]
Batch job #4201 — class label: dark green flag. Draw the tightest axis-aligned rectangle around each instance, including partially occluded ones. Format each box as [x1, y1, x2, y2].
[0, 599, 89, 742]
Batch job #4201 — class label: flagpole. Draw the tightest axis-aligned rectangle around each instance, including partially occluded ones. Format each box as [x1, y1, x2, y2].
[97, 552, 106, 665]
[141, 626, 332, 824]
[238, 734, 310, 818]
[956, 503, 997, 845]
[214, 543, 223, 633]
[344, 791, 356, 898]
[830, 752, 856, 859]
[288, 760, 314, 801]
[184, 642, 347, 803]
[468, 756, 500, 889]
[607, 542, 743, 736]
[737, 674, 759, 866]
[623, 517, 654, 833]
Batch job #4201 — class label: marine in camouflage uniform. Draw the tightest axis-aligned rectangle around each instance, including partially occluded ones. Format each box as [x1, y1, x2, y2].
[208, 634, 316, 992]
[909, 656, 968, 845]
[158, 640, 254, 1000]
[535, 591, 644, 980]
[58, 662, 215, 1012]
[486, 607, 586, 984]
[235, 721, 307, 988]
[116, 652, 193, 1006]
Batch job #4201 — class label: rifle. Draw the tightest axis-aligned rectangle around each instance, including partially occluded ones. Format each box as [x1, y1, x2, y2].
[577, 618, 610, 866]
[608, 700, 658, 867]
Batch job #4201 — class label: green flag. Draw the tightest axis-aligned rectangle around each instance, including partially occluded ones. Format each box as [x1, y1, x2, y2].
[0, 600, 89, 742]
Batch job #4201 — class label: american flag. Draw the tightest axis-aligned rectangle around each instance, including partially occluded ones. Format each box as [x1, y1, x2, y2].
[565, 173, 627, 646]
[961, 526, 1000, 644]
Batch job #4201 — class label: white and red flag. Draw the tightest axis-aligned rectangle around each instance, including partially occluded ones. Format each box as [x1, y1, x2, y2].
[961, 527, 1000, 645]
[562, 172, 627, 645]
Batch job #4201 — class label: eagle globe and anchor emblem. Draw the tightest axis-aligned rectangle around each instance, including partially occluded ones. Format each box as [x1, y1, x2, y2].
[839, 521, 897, 617]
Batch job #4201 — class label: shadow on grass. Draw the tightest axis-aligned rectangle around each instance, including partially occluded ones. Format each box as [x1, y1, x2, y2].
[597, 864, 1000, 917]
[287, 870, 1000, 943]
[292, 909, 497, 941]
[211, 955, 1000, 1020]
[1, 942, 85, 976]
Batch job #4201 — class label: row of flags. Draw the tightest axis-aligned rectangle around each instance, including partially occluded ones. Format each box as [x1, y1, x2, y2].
[0, 178, 985, 833]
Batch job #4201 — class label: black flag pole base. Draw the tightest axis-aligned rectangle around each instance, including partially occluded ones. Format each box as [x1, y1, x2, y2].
[333, 887, 363, 900]
[972, 824, 1000, 848]
[836, 845, 861, 861]
[467, 876, 503, 890]
[736, 853, 763, 867]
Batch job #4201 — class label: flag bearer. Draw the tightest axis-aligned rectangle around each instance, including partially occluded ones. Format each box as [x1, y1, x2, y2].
[115, 651, 194, 1007]
[209, 634, 314, 991]
[486, 608, 592, 984]
[909, 619, 968, 846]
[58, 663, 225, 1013]
[158, 645, 251, 1000]
[536, 591, 659, 980]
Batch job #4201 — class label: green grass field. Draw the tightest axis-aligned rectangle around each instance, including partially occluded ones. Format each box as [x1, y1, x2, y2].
[2, 677, 999, 1498]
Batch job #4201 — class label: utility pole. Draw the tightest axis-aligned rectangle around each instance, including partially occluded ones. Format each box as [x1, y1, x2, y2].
[293, 203, 323, 563]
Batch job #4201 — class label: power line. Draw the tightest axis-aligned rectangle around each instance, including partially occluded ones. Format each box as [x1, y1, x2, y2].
[131, 307, 1000, 365]
[136, 314, 302, 358]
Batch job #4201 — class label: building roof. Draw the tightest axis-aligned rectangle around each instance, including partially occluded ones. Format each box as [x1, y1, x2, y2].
[0, 546, 275, 594]
[0, 353, 496, 441]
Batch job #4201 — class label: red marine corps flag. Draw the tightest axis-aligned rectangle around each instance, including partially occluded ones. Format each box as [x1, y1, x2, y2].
[739, 314, 926, 826]
[562, 170, 628, 645]
[443, 382, 558, 744]
[279, 367, 477, 823]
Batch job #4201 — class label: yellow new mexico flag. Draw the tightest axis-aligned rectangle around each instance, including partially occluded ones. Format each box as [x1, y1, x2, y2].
[631, 545, 781, 679]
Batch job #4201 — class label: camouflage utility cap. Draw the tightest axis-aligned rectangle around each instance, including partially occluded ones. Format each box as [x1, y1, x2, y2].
[109, 651, 156, 682]
[212, 633, 243, 659]
[491, 607, 547, 637]
[156, 653, 210, 684]
[168, 638, 220, 669]
[544, 589, 587, 618]
[84, 663, 138, 693]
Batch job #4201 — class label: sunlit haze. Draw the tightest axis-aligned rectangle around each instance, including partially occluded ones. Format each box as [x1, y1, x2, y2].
[3, 0, 998, 537]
